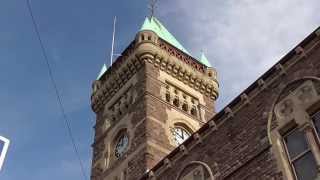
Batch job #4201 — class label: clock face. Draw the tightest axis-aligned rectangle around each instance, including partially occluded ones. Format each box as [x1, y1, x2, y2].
[172, 127, 191, 145]
[115, 134, 129, 158]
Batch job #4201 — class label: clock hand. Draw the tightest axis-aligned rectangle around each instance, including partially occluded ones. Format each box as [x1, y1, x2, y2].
[177, 132, 184, 139]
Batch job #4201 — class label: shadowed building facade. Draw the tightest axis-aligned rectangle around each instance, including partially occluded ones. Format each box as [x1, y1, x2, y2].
[90, 16, 320, 180]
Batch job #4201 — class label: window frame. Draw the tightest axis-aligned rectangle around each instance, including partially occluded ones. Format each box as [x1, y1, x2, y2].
[281, 126, 313, 179]
[311, 111, 320, 145]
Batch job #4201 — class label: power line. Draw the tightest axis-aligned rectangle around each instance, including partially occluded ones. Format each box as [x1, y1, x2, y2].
[26, 0, 88, 179]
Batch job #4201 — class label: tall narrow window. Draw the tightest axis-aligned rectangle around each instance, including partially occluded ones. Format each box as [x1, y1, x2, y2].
[182, 102, 188, 112]
[165, 92, 171, 102]
[282, 127, 318, 180]
[173, 97, 180, 107]
[191, 106, 197, 116]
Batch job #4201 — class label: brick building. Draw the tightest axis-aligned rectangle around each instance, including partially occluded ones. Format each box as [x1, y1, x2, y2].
[90, 16, 320, 180]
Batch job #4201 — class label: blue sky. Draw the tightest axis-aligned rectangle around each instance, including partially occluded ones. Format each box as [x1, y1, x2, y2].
[0, 0, 319, 179]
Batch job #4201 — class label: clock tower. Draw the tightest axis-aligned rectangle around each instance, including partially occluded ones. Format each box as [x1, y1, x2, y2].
[90, 16, 219, 180]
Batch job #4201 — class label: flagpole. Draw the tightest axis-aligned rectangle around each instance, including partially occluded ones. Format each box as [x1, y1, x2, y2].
[110, 16, 116, 66]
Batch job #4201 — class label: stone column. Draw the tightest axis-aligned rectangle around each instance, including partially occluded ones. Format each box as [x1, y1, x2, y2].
[304, 123, 320, 175]
[198, 105, 205, 122]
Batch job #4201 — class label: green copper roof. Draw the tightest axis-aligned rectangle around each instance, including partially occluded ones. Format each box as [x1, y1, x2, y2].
[96, 17, 214, 80]
[200, 52, 212, 67]
[97, 64, 107, 80]
[140, 16, 190, 55]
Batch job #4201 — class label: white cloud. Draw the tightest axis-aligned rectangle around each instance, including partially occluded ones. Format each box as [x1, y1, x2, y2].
[159, 0, 320, 109]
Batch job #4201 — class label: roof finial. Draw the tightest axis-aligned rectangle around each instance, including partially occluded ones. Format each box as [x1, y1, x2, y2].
[149, 0, 158, 18]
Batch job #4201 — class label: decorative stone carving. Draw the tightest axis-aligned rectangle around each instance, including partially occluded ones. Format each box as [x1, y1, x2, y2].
[275, 99, 294, 119]
[193, 133, 203, 144]
[179, 145, 188, 155]
[258, 79, 267, 89]
[224, 107, 234, 118]
[296, 82, 317, 103]
[164, 158, 172, 168]
[275, 63, 286, 75]
[208, 120, 218, 131]
[274, 81, 319, 122]
[240, 93, 250, 104]
[294, 46, 306, 57]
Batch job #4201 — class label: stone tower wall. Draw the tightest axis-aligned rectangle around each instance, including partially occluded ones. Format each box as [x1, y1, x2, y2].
[90, 29, 219, 180]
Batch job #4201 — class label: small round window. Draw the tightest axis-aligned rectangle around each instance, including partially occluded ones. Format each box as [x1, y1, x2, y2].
[115, 133, 129, 158]
[172, 126, 191, 145]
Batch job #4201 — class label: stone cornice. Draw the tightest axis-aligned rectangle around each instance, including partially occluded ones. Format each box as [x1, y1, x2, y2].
[135, 35, 219, 100]
[91, 48, 144, 113]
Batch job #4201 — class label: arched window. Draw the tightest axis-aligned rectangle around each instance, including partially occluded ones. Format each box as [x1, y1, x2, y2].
[171, 125, 192, 145]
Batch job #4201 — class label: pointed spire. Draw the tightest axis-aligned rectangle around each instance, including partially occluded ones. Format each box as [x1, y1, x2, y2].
[140, 16, 190, 55]
[199, 52, 212, 67]
[97, 64, 107, 80]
